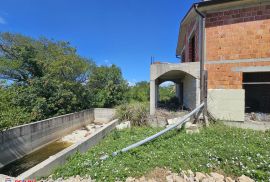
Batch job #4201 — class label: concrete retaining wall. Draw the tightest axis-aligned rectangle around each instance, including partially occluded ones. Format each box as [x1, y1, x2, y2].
[0, 110, 94, 168]
[18, 119, 119, 179]
[0, 108, 116, 168]
[94, 108, 116, 124]
[208, 89, 245, 121]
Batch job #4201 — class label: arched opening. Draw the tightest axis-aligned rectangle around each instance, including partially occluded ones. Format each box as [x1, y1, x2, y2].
[150, 62, 200, 115]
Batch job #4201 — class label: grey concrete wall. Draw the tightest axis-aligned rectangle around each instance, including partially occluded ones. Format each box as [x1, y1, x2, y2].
[94, 108, 116, 124]
[18, 119, 119, 179]
[183, 75, 200, 110]
[150, 62, 200, 115]
[0, 110, 95, 168]
[150, 62, 200, 81]
[208, 89, 245, 121]
[0, 108, 116, 169]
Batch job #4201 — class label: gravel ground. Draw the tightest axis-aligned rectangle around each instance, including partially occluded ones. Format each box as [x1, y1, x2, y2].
[245, 112, 270, 122]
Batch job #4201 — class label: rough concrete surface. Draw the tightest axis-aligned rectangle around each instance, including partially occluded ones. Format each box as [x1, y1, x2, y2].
[94, 108, 115, 124]
[0, 109, 95, 168]
[18, 119, 119, 179]
[150, 62, 200, 115]
[208, 89, 245, 122]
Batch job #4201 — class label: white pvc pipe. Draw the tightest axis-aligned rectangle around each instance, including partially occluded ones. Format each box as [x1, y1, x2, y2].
[111, 103, 205, 156]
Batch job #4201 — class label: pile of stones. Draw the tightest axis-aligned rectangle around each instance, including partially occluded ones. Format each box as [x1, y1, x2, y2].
[125, 170, 254, 182]
[37, 170, 255, 182]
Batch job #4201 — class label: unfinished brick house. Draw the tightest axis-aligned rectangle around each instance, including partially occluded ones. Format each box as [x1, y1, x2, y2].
[150, 0, 270, 121]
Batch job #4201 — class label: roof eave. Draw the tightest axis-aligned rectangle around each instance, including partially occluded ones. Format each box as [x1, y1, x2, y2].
[176, 0, 268, 56]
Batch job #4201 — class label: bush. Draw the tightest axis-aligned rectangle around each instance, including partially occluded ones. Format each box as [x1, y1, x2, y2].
[0, 87, 33, 130]
[116, 102, 149, 126]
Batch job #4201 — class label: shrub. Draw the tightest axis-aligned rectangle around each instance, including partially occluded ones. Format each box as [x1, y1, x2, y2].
[0, 87, 32, 130]
[116, 102, 149, 126]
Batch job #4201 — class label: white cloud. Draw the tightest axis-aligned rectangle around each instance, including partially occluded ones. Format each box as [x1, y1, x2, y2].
[0, 16, 6, 24]
[103, 59, 112, 66]
[160, 81, 174, 87]
[128, 81, 136, 86]
[128, 79, 137, 86]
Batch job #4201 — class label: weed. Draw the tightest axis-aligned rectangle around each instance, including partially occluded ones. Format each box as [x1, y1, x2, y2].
[54, 123, 270, 181]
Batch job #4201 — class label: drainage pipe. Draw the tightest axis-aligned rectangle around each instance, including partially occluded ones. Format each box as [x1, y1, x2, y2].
[110, 103, 205, 157]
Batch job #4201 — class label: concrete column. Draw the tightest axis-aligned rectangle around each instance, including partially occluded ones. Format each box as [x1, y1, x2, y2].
[150, 80, 157, 115]
[156, 84, 159, 103]
[175, 83, 180, 101]
[196, 79, 201, 107]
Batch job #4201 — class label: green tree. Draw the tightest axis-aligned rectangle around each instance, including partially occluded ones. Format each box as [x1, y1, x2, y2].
[87, 65, 128, 108]
[0, 32, 94, 84]
[0, 86, 32, 130]
[0, 32, 96, 130]
[159, 84, 175, 101]
[127, 81, 150, 102]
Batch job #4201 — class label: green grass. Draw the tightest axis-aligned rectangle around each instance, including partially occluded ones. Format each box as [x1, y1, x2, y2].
[53, 123, 270, 181]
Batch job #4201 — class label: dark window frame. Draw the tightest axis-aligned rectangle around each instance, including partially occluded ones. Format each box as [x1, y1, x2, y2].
[189, 34, 196, 62]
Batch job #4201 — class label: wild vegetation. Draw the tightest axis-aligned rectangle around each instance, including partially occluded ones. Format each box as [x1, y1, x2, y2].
[116, 102, 149, 126]
[126, 81, 175, 103]
[0, 32, 128, 130]
[0, 32, 176, 131]
[116, 82, 176, 126]
[53, 123, 270, 181]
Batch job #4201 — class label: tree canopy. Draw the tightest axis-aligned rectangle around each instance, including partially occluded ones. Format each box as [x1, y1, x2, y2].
[0, 32, 128, 130]
[0, 32, 93, 84]
[87, 64, 128, 108]
[0, 32, 176, 131]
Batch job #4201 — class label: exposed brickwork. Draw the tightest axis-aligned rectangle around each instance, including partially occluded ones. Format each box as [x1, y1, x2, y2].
[204, 5, 270, 89]
[205, 61, 270, 89]
[182, 19, 200, 63]
[206, 5, 270, 61]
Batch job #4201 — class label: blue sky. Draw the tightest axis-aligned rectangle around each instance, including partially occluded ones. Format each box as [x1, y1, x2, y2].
[0, 0, 197, 84]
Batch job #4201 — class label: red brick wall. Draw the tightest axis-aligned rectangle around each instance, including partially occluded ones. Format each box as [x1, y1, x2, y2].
[206, 61, 270, 89]
[182, 19, 200, 63]
[206, 5, 270, 61]
[205, 5, 270, 89]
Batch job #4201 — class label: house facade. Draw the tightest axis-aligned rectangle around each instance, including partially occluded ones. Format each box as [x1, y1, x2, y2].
[150, 0, 270, 121]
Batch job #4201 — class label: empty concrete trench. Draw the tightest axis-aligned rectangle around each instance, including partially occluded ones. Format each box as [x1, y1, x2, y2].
[0, 108, 117, 178]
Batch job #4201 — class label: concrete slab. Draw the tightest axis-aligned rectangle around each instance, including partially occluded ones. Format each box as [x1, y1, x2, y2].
[208, 89, 245, 122]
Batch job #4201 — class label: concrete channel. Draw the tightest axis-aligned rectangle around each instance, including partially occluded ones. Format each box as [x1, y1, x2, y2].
[0, 108, 118, 179]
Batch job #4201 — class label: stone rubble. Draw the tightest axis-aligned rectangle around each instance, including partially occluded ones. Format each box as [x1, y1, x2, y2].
[116, 121, 131, 130]
[184, 122, 200, 134]
[39, 170, 255, 182]
[147, 110, 188, 128]
[124, 170, 255, 182]
[245, 112, 270, 122]
[61, 123, 104, 143]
